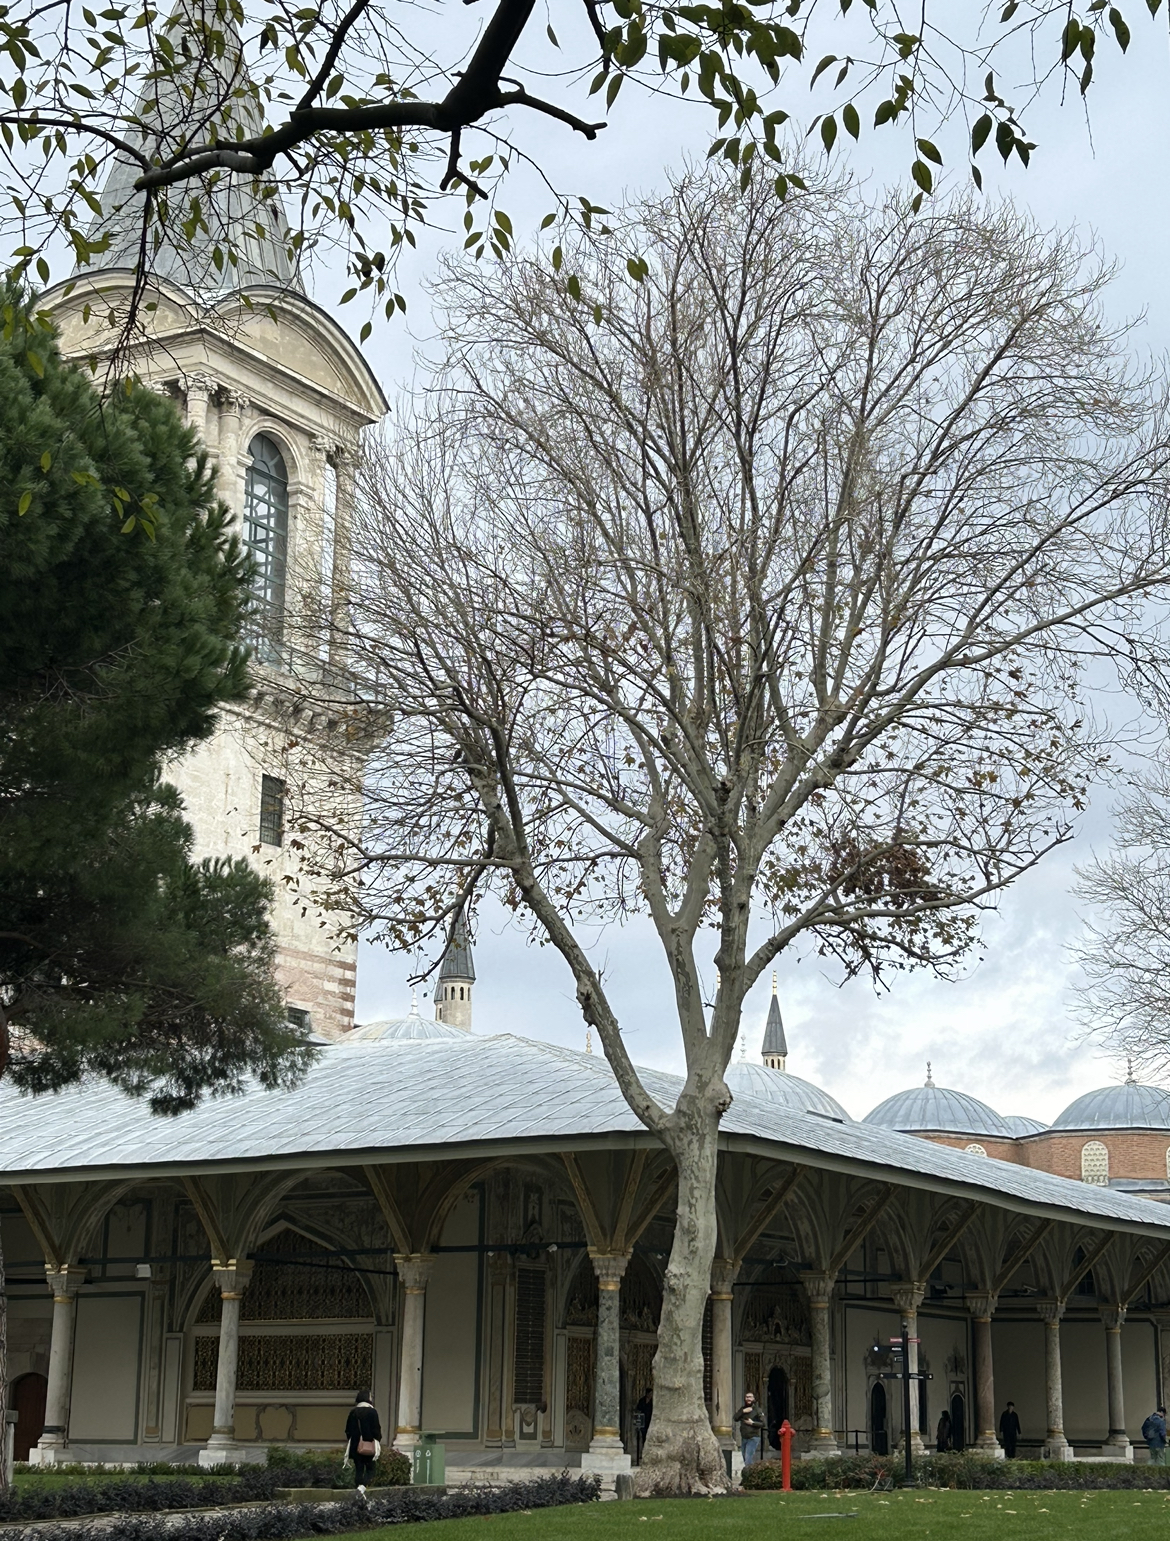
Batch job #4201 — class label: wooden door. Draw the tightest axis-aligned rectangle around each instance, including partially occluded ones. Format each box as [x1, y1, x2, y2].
[13, 1373, 47, 1461]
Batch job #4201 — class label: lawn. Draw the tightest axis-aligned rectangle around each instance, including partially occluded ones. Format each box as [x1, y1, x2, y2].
[340, 1489, 1170, 1540]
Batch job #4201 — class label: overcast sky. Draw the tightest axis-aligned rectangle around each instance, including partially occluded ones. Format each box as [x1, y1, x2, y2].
[351, 16, 1170, 1127]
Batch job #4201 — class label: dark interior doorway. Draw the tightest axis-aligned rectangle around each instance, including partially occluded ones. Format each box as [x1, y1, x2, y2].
[950, 1392, 966, 1453]
[12, 1373, 47, 1461]
[766, 1365, 789, 1451]
[870, 1381, 888, 1456]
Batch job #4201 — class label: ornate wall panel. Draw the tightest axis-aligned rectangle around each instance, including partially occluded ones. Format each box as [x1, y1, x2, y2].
[741, 1284, 810, 1345]
[192, 1332, 374, 1392]
[513, 1266, 547, 1406]
[565, 1334, 594, 1451]
[196, 1230, 372, 1323]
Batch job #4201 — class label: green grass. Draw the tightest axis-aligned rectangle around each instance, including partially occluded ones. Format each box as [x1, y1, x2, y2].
[12, 1471, 230, 1493]
[340, 1489, 1170, 1540]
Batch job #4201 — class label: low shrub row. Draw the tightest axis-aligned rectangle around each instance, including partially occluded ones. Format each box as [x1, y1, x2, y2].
[266, 1445, 411, 1489]
[742, 1451, 1170, 1491]
[0, 1473, 601, 1541]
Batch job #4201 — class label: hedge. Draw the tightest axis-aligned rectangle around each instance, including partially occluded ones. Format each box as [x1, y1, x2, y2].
[742, 1451, 1170, 1491]
[0, 1473, 601, 1541]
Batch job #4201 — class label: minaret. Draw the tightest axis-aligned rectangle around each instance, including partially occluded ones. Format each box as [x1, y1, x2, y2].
[435, 914, 475, 1030]
[761, 972, 787, 1072]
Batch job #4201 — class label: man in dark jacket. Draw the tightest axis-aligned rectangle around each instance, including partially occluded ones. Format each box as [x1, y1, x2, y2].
[999, 1401, 1022, 1458]
[345, 1391, 382, 1490]
[735, 1392, 765, 1468]
[1142, 1406, 1167, 1464]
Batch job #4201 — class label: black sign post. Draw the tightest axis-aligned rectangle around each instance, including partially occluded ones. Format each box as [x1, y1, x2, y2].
[878, 1319, 933, 1486]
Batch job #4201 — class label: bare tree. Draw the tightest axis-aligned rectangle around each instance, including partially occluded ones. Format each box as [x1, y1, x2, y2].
[1075, 761, 1170, 1077]
[2, 0, 1166, 332]
[310, 170, 1170, 1491]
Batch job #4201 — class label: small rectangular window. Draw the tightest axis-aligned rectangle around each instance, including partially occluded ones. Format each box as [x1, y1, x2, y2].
[513, 1266, 547, 1406]
[259, 775, 285, 846]
[287, 1006, 311, 1033]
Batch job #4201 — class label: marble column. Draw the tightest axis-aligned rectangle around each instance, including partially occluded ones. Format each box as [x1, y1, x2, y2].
[580, 1252, 631, 1483]
[966, 1292, 1004, 1458]
[394, 1254, 435, 1449]
[32, 1267, 85, 1464]
[1037, 1302, 1073, 1460]
[802, 1272, 841, 1456]
[1101, 1307, 1132, 1459]
[199, 1264, 253, 1466]
[709, 1259, 738, 1445]
[184, 373, 214, 444]
[890, 1283, 927, 1456]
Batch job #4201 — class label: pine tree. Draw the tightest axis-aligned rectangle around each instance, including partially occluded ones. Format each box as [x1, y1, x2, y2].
[0, 293, 312, 1474]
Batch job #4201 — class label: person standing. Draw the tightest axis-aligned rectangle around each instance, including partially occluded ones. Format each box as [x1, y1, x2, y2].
[735, 1391, 765, 1468]
[998, 1401, 1021, 1459]
[935, 1409, 952, 1453]
[1142, 1406, 1167, 1465]
[344, 1390, 382, 1491]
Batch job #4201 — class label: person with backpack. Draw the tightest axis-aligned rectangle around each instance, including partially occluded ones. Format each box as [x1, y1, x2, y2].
[344, 1390, 382, 1491]
[1142, 1406, 1167, 1464]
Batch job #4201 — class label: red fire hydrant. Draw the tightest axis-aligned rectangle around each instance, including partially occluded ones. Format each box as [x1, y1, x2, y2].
[779, 1418, 794, 1492]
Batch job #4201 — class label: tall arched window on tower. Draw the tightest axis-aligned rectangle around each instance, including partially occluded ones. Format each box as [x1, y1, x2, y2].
[1081, 1140, 1109, 1186]
[243, 434, 289, 664]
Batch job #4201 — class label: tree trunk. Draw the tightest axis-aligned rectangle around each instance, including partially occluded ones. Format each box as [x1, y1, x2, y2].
[635, 1090, 727, 1495]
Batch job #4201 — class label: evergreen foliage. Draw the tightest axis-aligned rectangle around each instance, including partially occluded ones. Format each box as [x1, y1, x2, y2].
[0, 289, 312, 1112]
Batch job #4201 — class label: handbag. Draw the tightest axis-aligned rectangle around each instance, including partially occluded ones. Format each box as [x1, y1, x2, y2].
[356, 1438, 376, 1457]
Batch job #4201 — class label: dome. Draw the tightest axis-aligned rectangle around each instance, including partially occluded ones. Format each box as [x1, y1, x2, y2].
[1051, 1081, 1170, 1131]
[725, 1061, 851, 1122]
[1003, 1114, 1049, 1137]
[342, 1004, 468, 1044]
[864, 1081, 1011, 1139]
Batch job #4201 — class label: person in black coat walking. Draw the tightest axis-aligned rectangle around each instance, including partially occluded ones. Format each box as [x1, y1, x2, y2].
[345, 1391, 382, 1490]
[999, 1401, 1021, 1459]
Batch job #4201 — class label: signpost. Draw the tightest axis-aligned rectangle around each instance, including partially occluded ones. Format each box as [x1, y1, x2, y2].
[877, 1320, 933, 1486]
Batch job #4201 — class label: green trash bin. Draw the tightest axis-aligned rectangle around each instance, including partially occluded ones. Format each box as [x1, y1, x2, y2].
[412, 1434, 446, 1485]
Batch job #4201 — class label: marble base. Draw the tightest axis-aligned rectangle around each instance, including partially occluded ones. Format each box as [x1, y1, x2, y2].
[1102, 1438, 1134, 1462]
[1042, 1438, 1074, 1462]
[198, 1441, 267, 1467]
[580, 1445, 632, 1500]
[973, 1437, 1006, 1460]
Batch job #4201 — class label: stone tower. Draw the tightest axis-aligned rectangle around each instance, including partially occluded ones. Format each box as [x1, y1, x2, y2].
[761, 974, 788, 1072]
[42, 24, 387, 1039]
[434, 915, 475, 1030]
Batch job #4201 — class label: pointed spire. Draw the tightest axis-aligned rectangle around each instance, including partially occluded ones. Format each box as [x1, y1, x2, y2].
[761, 977, 788, 1072]
[435, 911, 474, 1030]
[83, 2, 299, 293]
[925, 1061, 935, 1089]
[1126, 1057, 1136, 1086]
[409, 986, 419, 1016]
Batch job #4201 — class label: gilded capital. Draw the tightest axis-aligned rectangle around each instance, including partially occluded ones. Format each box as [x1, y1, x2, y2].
[710, 1257, 739, 1297]
[589, 1250, 630, 1288]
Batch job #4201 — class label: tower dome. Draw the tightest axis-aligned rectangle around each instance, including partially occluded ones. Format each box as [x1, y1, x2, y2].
[725, 1061, 851, 1121]
[864, 1065, 1011, 1139]
[1051, 1080, 1170, 1131]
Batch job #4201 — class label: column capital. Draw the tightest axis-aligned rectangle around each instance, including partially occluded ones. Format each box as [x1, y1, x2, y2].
[184, 372, 215, 398]
[800, 1270, 836, 1305]
[211, 1262, 253, 1297]
[966, 1291, 999, 1319]
[395, 1252, 436, 1292]
[1037, 1299, 1066, 1325]
[890, 1281, 925, 1314]
[45, 1266, 86, 1299]
[1101, 1304, 1127, 1331]
[589, 1250, 630, 1289]
[710, 1257, 739, 1297]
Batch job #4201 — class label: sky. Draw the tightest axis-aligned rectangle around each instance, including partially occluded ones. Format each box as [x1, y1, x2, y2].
[350, 7, 1170, 1127]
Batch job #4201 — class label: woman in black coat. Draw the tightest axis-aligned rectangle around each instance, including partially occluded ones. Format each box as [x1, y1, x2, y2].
[344, 1390, 382, 1490]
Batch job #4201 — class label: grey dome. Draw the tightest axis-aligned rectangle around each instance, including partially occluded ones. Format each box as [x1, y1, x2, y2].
[1003, 1114, 1049, 1136]
[343, 1006, 468, 1044]
[1051, 1082, 1170, 1131]
[864, 1084, 1011, 1139]
[725, 1061, 850, 1122]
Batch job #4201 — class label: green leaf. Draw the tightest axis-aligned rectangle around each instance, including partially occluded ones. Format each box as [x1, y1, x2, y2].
[971, 113, 993, 154]
[39, 450, 51, 471]
[17, 489, 31, 515]
[566, 273, 581, 301]
[26, 349, 43, 377]
[971, 162, 984, 192]
[1061, 16, 1081, 59]
[874, 99, 896, 126]
[820, 114, 837, 152]
[540, 212, 557, 229]
[809, 53, 837, 87]
[916, 137, 942, 165]
[1109, 6, 1131, 45]
[911, 158, 933, 193]
[842, 102, 859, 139]
[552, 245, 563, 271]
[546, 22, 558, 44]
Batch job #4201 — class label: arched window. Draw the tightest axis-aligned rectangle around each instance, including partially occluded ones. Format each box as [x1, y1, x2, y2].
[1081, 1140, 1109, 1186]
[244, 434, 289, 662]
[964, 1143, 988, 1158]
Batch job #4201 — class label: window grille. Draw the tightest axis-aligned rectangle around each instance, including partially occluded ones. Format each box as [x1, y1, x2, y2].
[244, 434, 289, 664]
[964, 1143, 988, 1157]
[513, 1266, 547, 1405]
[1081, 1140, 1109, 1186]
[287, 1006, 311, 1033]
[259, 775, 285, 847]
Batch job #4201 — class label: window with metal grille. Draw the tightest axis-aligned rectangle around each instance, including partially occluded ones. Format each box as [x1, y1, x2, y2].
[1081, 1140, 1109, 1186]
[287, 1006, 311, 1033]
[244, 434, 289, 663]
[259, 775, 285, 847]
[513, 1267, 546, 1406]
